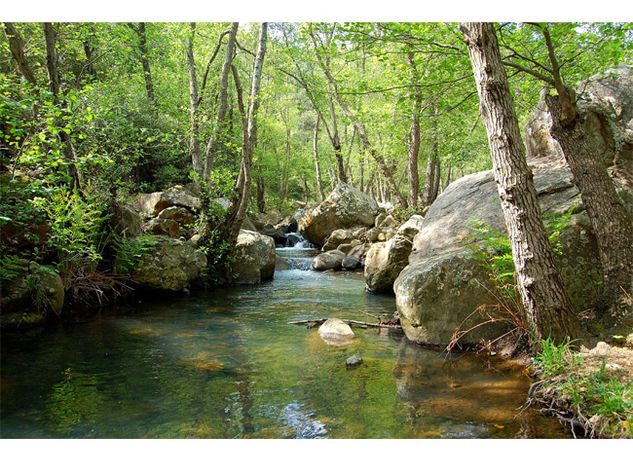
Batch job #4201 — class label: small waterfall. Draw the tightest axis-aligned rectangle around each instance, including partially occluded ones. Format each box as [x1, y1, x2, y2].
[283, 232, 316, 249]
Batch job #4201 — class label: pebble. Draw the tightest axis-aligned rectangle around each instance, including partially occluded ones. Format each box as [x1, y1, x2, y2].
[346, 355, 363, 369]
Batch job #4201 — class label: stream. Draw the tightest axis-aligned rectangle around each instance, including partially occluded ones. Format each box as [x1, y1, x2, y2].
[0, 240, 569, 438]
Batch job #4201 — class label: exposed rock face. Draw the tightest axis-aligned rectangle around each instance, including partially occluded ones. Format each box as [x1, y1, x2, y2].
[112, 202, 142, 237]
[299, 183, 379, 246]
[132, 235, 207, 291]
[231, 230, 276, 285]
[134, 186, 202, 216]
[147, 217, 180, 239]
[394, 160, 621, 345]
[318, 318, 355, 345]
[311, 249, 345, 271]
[525, 64, 633, 188]
[157, 206, 195, 226]
[322, 229, 355, 251]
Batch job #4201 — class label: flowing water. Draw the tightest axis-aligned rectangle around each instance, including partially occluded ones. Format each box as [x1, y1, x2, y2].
[0, 241, 569, 438]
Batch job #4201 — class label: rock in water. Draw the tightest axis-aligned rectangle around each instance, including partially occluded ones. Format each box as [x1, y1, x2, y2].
[318, 318, 355, 345]
[299, 182, 379, 246]
[231, 229, 276, 285]
[346, 355, 363, 369]
[311, 250, 345, 271]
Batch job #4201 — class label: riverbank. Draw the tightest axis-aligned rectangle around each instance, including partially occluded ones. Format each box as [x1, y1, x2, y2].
[525, 337, 633, 438]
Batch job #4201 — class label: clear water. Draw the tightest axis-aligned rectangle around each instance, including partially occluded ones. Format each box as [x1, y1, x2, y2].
[0, 247, 568, 438]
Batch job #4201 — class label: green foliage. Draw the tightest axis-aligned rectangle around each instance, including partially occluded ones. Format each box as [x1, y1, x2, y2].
[533, 338, 633, 438]
[33, 185, 110, 267]
[112, 234, 156, 276]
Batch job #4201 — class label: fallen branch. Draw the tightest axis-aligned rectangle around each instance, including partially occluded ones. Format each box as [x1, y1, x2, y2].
[288, 318, 403, 331]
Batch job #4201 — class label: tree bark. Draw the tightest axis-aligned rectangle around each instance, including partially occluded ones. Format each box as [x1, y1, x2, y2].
[225, 22, 267, 248]
[204, 22, 238, 180]
[4, 22, 37, 84]
[406, 50, 422, 208]
[461, 22, 578, 343]
[546, 95, 633, 316]
[43, 22, 83, 190]
[255, 165, 265, 213]
[313, 114, 326, 201]
[186, 23, 202, 176]
[136, 23, 158, 112]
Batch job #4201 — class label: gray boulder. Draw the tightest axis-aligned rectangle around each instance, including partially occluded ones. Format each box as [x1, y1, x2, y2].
[299, 183, 379, 246]
[157, 206, 195, 226]
[322, 228, 355, 251]
[131, 235, 207, 291]
[364, 235, 413, 294]
[113, 202, 142, 237]
[311, 249, 345, 271]
[231, 229, 276, 285]
[146, 217, 180, 239]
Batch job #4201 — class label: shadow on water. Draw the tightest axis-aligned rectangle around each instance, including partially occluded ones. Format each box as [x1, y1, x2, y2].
[0, 240, 570, 438]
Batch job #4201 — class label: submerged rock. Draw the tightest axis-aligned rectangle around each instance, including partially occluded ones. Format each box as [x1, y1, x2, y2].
[318, 318, 355, 344]
[299, 182, 379, 246]
[346, 355, 363, 368]
[231, 229, 276, 285]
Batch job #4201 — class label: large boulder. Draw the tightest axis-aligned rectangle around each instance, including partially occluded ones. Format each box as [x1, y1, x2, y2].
[131, 235, 207, 291]
[157, 206, 195, 226]
[146, 217, 180, 239]
[393, 157, 627, 345]
[231, 230, 276, 285]
[322, 228, 355, 251]
[299, 183, 379, 246]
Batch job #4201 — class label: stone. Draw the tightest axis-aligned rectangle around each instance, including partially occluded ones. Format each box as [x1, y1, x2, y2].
[318, 318, 355, 344]
[112, 202, 142, 237]
[396, 215, 425, 241]
[367, 227, 383, 243]
[341, 255, 363, 270]
[231, 229, 276, 285]
[153, 185, 202, 215]
[259, 224, 287, 246]
[299, 182, 379, 246]
[131, 235, 207, 291]
[364, 234, 413, 294]
[322, 229, 355, 251]
[374, 213, 387, 228]
[311, 249, 345, 271]
[241, 215, 257, 232]
[157, 206, 195, 226]
[147, 217, 180, 239]
[133, 191, 163, 216]
[346, 355, 363, 368]
[379, 214, 399, 229]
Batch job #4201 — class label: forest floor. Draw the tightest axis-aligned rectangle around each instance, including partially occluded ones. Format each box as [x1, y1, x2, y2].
[525, 337, 633, 438]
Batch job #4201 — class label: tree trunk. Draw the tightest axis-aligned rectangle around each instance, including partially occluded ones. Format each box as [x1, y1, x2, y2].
[43, 22, 82, 190]
[204, 22, 239, 180]
[444, 163, 452, 189]
[136, 23, 158, 112]
[255, 165, 266, 213]
[328, 91, 348, 183]
[225, 22, 267, 248]
[4, 22, 36, 84]
[461, 21, 578, 343]
[406, 50, 422, 208]
[313, 115, 326, 201]
[186, 23, 202, 176]
[432, 160, 441, 200]
[422, 153, 436, 206]
[547, 95, 633, 316]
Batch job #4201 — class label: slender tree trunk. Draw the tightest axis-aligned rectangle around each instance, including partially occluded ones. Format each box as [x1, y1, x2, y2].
[225, 22, 267, 248]
[204, 22, 239, 180]
[432, 160, 441, 201]
[422, 153, 436, 206]
[359, 155, 365, 193]
[136, 23, 157, 111]
[255, 165, 265, 213]
[313, 115, 325, 201]
[406, 50, 422, 208]
[186, 23, 202, 176]
[547, 95, 633, 316]
[328, 92, 348, 183]
[43, 22, 82, 190]
[4, 22, 37, 84]
[82, 40, 97, 81]
[444, 163, 452, 189]
[461, 22, 578, 343]
[423, 111, 440, 207]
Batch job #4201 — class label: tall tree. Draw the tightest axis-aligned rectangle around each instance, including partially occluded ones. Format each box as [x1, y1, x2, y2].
[186, 22, 202, 175]
[204, 22, 239, 180]
[224, 22, 268, 247]
[313, 114, 326, 201]
[461, 22, 578, 343]
[3, 22, 37, 84]
[129, 23, 158, 112]
[406, 49, 422, 208]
